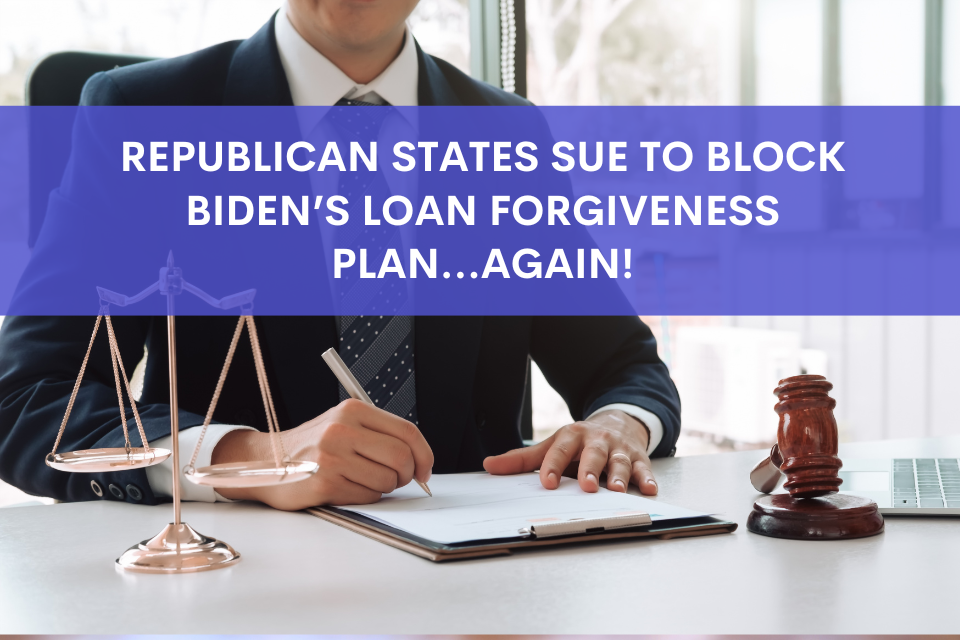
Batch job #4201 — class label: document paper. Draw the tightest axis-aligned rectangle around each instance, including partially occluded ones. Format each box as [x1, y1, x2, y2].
[335, 472, 707, 544]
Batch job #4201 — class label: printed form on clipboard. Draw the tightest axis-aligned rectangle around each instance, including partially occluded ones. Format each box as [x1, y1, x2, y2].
[328, 472, 709, 544]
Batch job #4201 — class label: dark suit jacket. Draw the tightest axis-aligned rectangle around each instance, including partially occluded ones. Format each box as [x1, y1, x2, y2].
[0, 14, 681, 505]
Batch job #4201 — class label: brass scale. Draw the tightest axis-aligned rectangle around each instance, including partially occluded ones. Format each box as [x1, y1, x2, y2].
[45, 252, 319, 573]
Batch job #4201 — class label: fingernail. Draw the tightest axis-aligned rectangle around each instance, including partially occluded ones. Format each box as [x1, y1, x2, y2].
[586, 473, 597, 485]
[547, 472, 558, 486]
[647, 479, 658, 487]
[613, 479, 625, 490]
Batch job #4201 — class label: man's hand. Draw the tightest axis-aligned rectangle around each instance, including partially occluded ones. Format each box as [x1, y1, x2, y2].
[483, 409, 657, 495]
[212, 399, 434, 511]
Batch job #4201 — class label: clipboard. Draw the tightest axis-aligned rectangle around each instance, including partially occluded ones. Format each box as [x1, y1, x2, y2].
[307, 506, 738, 562]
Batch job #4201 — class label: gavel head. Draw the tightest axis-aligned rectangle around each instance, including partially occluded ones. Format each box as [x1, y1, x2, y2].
[774, 374, 842, 498]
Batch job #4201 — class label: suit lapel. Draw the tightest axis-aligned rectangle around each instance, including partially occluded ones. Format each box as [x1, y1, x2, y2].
[416, 42, 462, 107]
[223, 12, 294, 106]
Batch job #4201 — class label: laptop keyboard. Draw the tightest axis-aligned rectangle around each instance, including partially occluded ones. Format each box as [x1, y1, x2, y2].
[891, 458, 960, 508]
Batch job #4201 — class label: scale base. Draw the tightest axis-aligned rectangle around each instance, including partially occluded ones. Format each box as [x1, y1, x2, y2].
[116, 522, 240, 573]
[747, 493, 884, 540]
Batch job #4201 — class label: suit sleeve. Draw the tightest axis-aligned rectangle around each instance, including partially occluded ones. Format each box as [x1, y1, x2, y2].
[530, 316, 680, 458]
[0, 74, 203, 503]
[0, 316, 206, 503]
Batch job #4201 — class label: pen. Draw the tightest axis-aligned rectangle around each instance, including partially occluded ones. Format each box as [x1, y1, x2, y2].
[321, 347, 432, 497]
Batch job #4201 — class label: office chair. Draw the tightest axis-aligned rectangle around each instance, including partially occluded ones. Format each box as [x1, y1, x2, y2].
[25, 51, 155, 247]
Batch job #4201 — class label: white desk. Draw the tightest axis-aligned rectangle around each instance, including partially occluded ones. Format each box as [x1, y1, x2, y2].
[2, 437, 958, 634]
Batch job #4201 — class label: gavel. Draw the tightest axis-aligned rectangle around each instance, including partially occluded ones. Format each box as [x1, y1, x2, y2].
[746, 374, 883, 540]
[750, 375, 843, 497]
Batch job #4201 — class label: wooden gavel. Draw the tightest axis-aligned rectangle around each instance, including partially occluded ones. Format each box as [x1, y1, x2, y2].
[747, 374, 883, 540]
[749, 374, 843, 498]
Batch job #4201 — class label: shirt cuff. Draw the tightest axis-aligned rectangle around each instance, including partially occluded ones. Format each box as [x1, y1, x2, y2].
[145, 424, 257, 503]
[587, 403, 664, 455]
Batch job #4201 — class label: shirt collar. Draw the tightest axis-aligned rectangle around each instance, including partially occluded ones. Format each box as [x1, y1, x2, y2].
[274, 6, 419, 109]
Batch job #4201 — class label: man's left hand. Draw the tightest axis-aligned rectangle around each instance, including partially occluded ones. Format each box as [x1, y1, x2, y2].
[482, 409, 657, 495]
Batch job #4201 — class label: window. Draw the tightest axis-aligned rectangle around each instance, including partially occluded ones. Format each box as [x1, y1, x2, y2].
[524, 0, 739, 106]
[946, 0, 960, 105]
[755, 0, 822, 105]
[840, 0, 925, 106]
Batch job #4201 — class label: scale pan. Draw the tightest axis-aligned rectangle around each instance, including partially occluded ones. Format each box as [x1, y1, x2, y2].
[45, 447, 171, 472]
[185, 460, 319, 488]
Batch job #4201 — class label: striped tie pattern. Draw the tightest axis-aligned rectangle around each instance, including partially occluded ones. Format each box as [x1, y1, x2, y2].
[329, 99, 418, 425]
[338, 315, 418, 424]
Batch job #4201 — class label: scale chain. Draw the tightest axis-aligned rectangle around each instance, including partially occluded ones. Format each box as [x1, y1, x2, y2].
[186, 315, 289, 472]
[245, 316, 289, 466]
[188, 316, 245, 470]
[50, 316, 102, 455]
[105, 317, 132, 452]
[104, 316, 151, 454]
[50, 315, 150, 457]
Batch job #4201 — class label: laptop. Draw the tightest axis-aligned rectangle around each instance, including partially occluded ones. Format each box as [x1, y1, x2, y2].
[839, 458, 960, 515]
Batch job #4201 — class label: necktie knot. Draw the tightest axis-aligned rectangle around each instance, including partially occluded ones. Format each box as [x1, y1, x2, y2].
[328, 97, 392, 144]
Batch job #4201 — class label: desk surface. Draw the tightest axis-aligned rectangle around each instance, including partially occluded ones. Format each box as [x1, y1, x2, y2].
[2, 436, 959, 634]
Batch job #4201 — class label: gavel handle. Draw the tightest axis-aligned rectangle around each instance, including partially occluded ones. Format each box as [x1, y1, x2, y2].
[750, 444, 784, 493]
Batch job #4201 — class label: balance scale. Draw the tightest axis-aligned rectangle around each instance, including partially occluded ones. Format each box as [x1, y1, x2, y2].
[44, 252, 319, 573]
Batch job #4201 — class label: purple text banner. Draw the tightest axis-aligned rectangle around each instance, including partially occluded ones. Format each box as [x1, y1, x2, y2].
[0, 106, 957, 315]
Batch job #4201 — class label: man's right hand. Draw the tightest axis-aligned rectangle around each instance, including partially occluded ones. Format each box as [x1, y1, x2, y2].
[211, 399, 434, 511]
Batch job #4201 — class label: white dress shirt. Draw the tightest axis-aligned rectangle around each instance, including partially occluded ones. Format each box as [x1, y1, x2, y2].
[276, 6, 419, 109]
[146, 6, 663, 502]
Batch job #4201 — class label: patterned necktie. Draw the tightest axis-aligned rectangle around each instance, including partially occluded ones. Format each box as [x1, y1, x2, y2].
[328, 98, 418, 426]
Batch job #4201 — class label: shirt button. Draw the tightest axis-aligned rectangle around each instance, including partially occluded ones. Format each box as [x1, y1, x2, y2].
[90, 480, 103, 498]
[125, 484, 143, 502]
[108, 484, 125, 500]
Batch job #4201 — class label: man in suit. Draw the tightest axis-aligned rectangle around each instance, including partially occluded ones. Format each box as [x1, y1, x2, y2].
[0, 0, 680, 511]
